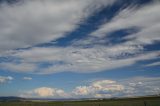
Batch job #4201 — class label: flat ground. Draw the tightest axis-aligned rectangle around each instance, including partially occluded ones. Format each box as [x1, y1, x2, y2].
[0, 96, 160, 106]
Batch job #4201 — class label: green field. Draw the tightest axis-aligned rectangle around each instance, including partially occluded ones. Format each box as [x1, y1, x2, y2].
[0, 97, 160, 106]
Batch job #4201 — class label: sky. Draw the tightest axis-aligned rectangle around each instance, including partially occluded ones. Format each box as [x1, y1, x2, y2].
[0, 0, 160, 99]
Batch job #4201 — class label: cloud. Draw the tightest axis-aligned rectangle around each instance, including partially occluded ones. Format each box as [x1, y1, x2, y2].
[0, 62, 37, 73]
[23, 77, 32, 80]
[72, 86, 90, 96]
[90, 1, 160, 45]
[20, 77, 160, 98]
[20, 87, 69, 98]
[0, 45, 159, 74]
[0, 0, 159, 74]
[72, 80, 124, 97]
[92, 80, 124, 91]
[94, 94, 112, 98]
[145, 61, 160, 67]
[34, 87, 56, 97]
[0, 76, 13, 84]
[0, 0, 115, 54]
[120, 76, 160, 97]
[20, 80, 124, 98]
[73, 77, 160, 98]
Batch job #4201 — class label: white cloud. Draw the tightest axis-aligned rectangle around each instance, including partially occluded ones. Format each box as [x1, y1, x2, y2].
[0, 0, 115, 54]
[0, 0, 159, 74]
[90, 2, 160, 45]
[72, 77, 160, 98]
[20, 80, 124, 98]
[0, 76, 13, 84]
[34, 87, 55, 97]
[92, 80, 124, 91]
[23, 77, 32, 80]
[94, 94, 112, 98]
[120, 76, 160, 97]
[72, 80, 124, 97]
[0, 62, 37, 73]
[72, 86, 90, 96]
[20, 77, 160, 98]
[145, 61, 160, 67]
[21, 87, 69, 98]
[0, 45, 158, 74]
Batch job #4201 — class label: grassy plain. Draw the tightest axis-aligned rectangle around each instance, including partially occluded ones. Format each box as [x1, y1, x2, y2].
[0, 96, 159, 106]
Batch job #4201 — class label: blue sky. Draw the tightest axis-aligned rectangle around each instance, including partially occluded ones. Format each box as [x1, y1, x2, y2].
[0, 0, 160, 98]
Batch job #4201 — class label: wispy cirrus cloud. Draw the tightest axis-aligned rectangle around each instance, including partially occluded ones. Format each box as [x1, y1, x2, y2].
[145, 61, 160, 67]
[0, 62, 37, 73]
[0, 0, 159, 74]
[23, 77, 32, 80]
[90, 2, 160, 44]
[0, 0, 115, 54]
[0, 46, 159, 74]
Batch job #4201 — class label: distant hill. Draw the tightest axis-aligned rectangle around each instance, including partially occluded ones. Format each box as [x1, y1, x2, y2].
[0, 95, 159, 102]
[0, 96, 25, 102]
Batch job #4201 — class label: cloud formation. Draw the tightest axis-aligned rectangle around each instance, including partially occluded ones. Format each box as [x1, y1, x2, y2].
[0, 0, 115, 54]
[21, 87, 69, 98]
[1, 46, 158, 74]
[0, 62, 36, 73]
[20, 76, 160, 98]
[34, 87, 59, 97]
[91, 2, 160, 45]
[23, 77, 32, 80]
[72, 80, 124, 98]
[0, 0, 159, 74]
[120, 77, 160, 97]
[0, 76, 13, 84]
[145, 61, 160, 67]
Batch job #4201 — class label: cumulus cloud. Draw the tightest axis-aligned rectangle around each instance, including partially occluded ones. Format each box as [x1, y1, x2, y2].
[72, 86, 90, 96]
[92, 80, 124, 91]
[94, 94, 112, 98]
[21, 87, 69, 98]
[120, 76, 160, 97]
[72, 80, 124, 98]
[23, 77, 32, 80]
[72, 77, 160, 98]
[21, 80, 123, 98]
[34, 87, 55, 97]
[0, 76, 13, 84]
[20, 77, 160, 98]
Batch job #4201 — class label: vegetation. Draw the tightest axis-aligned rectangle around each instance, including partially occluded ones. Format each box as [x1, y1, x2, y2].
[0, 96, 159, 106]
